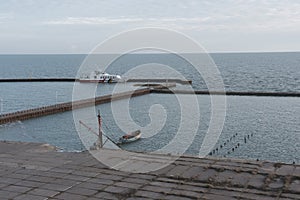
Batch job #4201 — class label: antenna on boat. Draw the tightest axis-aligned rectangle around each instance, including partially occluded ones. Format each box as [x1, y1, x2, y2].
[97, 110, 103, 148]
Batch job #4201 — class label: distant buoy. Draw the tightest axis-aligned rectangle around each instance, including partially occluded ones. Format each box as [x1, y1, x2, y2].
[220, 145, 223, 148]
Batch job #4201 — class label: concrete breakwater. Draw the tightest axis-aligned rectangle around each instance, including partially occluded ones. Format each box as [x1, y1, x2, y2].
[152, 89, 300, 97]
[0, 78, 76, 82]
[0, 78, 192, 84]
[0, 88, 151, 125]
[1, 85, 299, 125]
[126, 78, 192, 85]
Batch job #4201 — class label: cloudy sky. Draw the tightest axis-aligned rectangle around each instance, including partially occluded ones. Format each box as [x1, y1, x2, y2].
[0, 0, 300, 53]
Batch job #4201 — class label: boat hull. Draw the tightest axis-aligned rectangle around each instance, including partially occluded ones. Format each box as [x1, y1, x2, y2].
[118, 130, 141, 144]
[79, 71, 122, 83]
[79, 79, 118, 83]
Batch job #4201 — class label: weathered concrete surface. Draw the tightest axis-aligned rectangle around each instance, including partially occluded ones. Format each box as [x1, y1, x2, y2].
[0, 141, 299, 200]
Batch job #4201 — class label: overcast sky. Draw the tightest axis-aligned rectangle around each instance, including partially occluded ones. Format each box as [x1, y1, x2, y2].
[0, 0, 300, 53]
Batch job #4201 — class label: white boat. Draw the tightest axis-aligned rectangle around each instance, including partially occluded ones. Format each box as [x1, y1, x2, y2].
[118, 130, 141, 144]
[79, 71, 122, 83]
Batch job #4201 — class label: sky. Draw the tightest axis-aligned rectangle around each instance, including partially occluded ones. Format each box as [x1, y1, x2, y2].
[0, 0, 300, 54]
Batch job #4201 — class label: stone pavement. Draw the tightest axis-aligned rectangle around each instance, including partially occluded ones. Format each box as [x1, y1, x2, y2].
[0, 141, 299, 200]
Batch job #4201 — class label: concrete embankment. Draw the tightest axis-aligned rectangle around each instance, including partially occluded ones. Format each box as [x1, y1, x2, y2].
[1, 85, 299, 125]
[0, 78, 76, 82]
[126, 78, 192, 84]
[0, 141, 299, 199]
[152, 89, 300, 97]
[0, 88, 150, 125]
[0, 78, 192, 84]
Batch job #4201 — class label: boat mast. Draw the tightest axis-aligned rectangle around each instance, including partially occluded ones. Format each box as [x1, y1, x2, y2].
[79, 119, 120, 148]
[97, 110, 103, 148]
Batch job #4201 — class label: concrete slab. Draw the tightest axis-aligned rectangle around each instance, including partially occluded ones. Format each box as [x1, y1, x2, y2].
[0, 141, 299, 200]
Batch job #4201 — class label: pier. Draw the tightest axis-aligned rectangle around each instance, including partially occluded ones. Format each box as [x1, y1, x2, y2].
[152, 89, 300, 97]
[0, 78, 76, 82]
[0, 88, 151, 125]
[0, 78, 192, 84]
[1, 85, 300, 125]
[126, 78, 192, 85]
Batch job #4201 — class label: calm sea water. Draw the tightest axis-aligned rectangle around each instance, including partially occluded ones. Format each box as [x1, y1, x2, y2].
[0, 53, 299, 92]
[0, 53, 299, 163]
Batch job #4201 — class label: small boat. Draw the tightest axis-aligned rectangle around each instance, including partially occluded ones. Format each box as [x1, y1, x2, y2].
[79, 71, 122, 83]
[118, 130, 141, 144]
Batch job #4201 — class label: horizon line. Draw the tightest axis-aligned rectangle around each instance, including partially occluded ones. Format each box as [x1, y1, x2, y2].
[0, 50, 299, 55]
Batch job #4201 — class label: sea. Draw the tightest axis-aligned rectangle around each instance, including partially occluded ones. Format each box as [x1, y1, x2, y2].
[0, 52, 299, 163]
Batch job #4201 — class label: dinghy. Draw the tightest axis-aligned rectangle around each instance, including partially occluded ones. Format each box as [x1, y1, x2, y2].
[118, 130, 141, 144]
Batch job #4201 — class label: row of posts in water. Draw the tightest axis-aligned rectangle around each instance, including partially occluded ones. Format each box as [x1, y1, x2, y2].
[209, 132, 255, 157]
[209, 132, 297, 164]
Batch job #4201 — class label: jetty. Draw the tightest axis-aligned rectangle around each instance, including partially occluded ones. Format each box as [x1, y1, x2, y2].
[0, 82, 179, 125]
[0, 88, 151, 125]
[152, 89, 300, 97]
[0, 78, 192, 84]
[2, 84, 300, 125]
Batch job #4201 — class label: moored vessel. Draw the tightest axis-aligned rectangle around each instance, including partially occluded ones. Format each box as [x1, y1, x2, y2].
[79, 71, 122, 83]
[118, 130, 141, 144]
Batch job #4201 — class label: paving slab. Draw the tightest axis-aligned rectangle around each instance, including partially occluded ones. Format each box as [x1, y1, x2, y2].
[0, 141, 299, 200]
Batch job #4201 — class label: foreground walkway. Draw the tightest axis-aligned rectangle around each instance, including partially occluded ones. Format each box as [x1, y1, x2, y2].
[0, 141, 299, 200]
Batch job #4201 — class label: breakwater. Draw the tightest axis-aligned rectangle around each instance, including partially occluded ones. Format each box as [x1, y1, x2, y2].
[151, 89, 300, 97]
[0, 78, 76, 82]
[0, 88, 151, 125]
[0, 83, 179, 125]
[0, 78, 192, 84]
[126, 78, 192, 84]
[1, 86, 299, 125]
